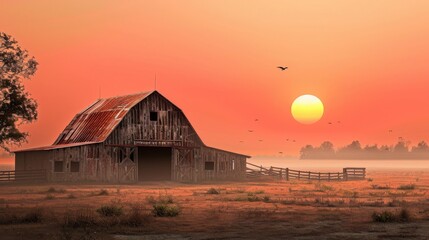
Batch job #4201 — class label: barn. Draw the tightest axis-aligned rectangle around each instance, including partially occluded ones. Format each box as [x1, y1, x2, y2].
[14, 91, 249, 182]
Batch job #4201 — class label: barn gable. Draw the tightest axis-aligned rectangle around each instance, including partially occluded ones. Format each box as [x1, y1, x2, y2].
[105, 91, 204, 148]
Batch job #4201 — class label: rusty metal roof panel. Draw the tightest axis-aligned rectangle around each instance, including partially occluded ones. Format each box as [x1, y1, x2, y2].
[53, 91, 153, 145]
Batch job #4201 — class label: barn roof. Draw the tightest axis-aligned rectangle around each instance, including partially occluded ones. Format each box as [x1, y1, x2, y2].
[14, 90, 250, 158]
[53, 91, 153, 145]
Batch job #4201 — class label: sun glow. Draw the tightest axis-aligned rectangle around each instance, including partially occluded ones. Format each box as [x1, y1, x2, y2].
[291, 95, 324, 124]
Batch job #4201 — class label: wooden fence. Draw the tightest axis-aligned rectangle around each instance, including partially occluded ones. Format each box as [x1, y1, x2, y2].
[0, 169, 47, 182]
[246, 162, 365, 181]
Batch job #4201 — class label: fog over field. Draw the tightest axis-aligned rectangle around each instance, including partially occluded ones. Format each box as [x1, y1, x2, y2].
[251, 156, 429, 171]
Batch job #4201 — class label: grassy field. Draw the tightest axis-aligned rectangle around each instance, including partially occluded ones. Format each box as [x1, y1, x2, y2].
[0, 169, 428, 239]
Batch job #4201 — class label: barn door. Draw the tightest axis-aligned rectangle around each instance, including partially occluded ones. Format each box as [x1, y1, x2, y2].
[118, 147, 137, 182]
[173, 148, 194, 182]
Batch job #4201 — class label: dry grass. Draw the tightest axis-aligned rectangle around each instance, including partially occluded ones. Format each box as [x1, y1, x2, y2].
[0, 170, 427, 239]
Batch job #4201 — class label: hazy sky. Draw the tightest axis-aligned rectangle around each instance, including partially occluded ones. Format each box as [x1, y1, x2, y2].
[1, 1, 429, 163]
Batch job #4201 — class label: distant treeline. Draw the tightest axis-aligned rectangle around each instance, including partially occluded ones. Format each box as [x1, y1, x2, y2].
[300, 140, 429, 159]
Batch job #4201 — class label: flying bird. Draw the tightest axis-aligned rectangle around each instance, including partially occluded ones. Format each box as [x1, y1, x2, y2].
[248, 130, 254, 133]
[328, 122, 332, 125]
[255, 119, 259, 122]
[277, 66, 288, 71]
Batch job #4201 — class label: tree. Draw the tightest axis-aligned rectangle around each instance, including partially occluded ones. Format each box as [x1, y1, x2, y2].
[393, 139, 409, 153]
[300, 144, 315, 159]
[319, 141, 335, 154]
[411, 141, 429, 153]
[0, 32, 38, 152]
[338, 140, 362, 153]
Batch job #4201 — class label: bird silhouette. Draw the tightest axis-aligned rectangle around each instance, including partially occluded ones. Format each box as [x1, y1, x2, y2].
[328, 122, 332, 125]
[255, 119, 259, 122]
[277, 66, 288, 71]
[388, 129, 393, 133]
[258, 140, 263, 142]
[248, 130, 254, 133]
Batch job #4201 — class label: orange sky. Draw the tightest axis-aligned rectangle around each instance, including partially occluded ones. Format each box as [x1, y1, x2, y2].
[1, 1, 429, 163]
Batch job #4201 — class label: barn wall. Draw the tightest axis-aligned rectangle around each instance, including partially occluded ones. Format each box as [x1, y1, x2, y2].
[196, 147, 246, 181]
[105, 92, 203, 147]
[15, 151, 50, 172]
[170, 147, 246, 182]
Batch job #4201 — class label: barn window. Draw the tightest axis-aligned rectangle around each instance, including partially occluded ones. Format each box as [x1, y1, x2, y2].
[204, 161, 215, 170]
[54, 161, 63, 172]
[70, 161, 80, 172]
[150, 111, 158, 121]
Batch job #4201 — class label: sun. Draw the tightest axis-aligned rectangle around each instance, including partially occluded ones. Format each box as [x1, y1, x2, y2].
[291, 95, 324, 124]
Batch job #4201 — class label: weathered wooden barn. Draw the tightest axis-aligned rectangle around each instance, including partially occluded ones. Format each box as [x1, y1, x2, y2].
[14, 91, 249, 182]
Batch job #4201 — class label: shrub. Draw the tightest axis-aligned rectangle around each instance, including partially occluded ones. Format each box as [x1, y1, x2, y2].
[315, 183, 334, 192]
[398, 208, 411, 222]
[263, 196, 270, 203]
[45, 194, 55, 200]
[146, 194, 174, 204]
[0, 208, 43, 224]
[21, 209, 44, 223]
[96, 205, 123, 217]
[367, 178, 373, 182]
[63, 210, 97, 228]
[372, 209, 411, 223]
[254, 190, 265, 194]
[47, 187, 66, 193]
[122, 206, 149, 227]
[372, 211, 396, 222]
[98, 189, 109, 196]
[152, 204, 180, 217]
[247, 195, 261, 202]
[371, 184, 390, 190]
[207, 188, 220, 194]
[398, 184, 416, 190]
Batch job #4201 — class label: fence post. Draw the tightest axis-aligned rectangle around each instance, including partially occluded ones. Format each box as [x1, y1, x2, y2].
[286, 168, 289, 181]
[343, 168, 348, 181]
[298, 170, 301, 180]
[328, 172, 330, 181]
[318, 172, 321, 181]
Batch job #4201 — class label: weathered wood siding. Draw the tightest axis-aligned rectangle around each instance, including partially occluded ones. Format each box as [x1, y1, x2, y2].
[105, 92, 202, 147]
[196, 147, 246, 181]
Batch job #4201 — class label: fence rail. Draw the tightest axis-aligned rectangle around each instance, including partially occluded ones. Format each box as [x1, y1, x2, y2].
[0, 169, 47, 182]
[246, 162, 365, 181]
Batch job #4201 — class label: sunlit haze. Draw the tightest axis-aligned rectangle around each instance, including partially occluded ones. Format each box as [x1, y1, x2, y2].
[2, 1, 429, 164]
